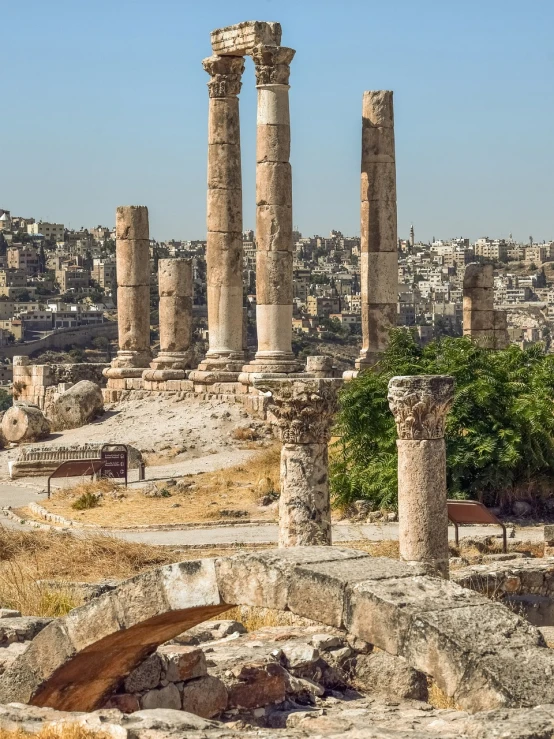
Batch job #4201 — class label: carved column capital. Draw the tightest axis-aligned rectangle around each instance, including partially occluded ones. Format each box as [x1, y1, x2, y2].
[253, 377, 341, 444]
[202, 55, 245, 98]
[251, 45, 295, 86]
[387, 375, 454, 440]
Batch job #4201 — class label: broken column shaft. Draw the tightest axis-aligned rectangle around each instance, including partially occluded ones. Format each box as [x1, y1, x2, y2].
[255, 377, 341, 546]
[356, 91, 398, 370]
[463, 263, 508, 349]
[104, 206, 151, 382]
[388, 375, 454, 579]
[144, 258, 193, 381]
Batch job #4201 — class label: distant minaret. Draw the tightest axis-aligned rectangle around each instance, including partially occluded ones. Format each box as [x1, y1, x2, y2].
[409, 224, 415, 248]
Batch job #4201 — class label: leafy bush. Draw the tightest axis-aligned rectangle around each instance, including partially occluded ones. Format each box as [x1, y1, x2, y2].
[331, 330, 554, 510]
[71, 492, 101, 510]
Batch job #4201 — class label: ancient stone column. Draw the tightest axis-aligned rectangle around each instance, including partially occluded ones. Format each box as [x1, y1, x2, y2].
[143, 258, 193, 381]
[463, 263, 495, 348]
[193, 55, 246, 382]
[253, 377, 342, 546]
[356, 91, 398, 371]
[493, 309, 510, 349]
[104, 206, 151, 383]
[244, 45, 300, 375]
[388, 375, 454, 579]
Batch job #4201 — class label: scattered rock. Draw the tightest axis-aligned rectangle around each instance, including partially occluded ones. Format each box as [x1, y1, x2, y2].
[181, 675, 228, 718]
[140, 683, 181, 711]
[124, 653, 163, 693]
[48, 381, 104, 431]
[218, 509, 248, 519]
[353, 651, 428, 701]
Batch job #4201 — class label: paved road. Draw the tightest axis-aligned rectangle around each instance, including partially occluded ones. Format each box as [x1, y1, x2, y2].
[0, 480, 544, 548]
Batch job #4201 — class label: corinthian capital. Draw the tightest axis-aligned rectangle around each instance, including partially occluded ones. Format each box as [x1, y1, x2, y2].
[251, 45, 295, 86]
[253, 377, 341, 444]
[388, 375, 454, 440]
[202, 55, 245, 98]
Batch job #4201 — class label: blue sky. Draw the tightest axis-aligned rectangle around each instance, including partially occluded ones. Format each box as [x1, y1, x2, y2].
[2, 0, 553, 242]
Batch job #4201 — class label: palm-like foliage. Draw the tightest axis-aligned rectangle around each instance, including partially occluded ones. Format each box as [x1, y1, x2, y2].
[331, 331, 554, 509]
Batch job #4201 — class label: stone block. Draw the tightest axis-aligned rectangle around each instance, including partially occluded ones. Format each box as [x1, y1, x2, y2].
[361, 303, 397, 354]
[207, 144, 242, 190]
[362, 90, 394, 128]
[257, 123, 290, 163]
[116, 205, 149, 241]
[256, 204, 293, 251]
[211, 21, 282, 56]
[124, 653, 162, 693]
[463, 288, 494, 312]
[353, 651, 427, 700]
[140, 683, 181, 711]
[360, 198, 397, 253]
[116, 239, 151, 286]
[256, 250, 293, 305]
[403, 603, 542, 700]
[207, 188, 242, 233]
[116, 285, 151, 354]
[215, 548, 370, 611]
[208, 97, 241, 145]
[471, 330, 496, 349]
[181, 675, 228, 718]
[360, 162, 396, 202]
[287, 557, 425, 628]
[157, 645, 206, 683]
[361, 124, 395, 163]
[103, 693, 140, 713]
[257, 86, 290, 126]
[206, 232, 243, 285]
[360, 251, 398, 304]
[463, 262, 494, 290]
[256, 161, 292, 207]
[344, 575, 486, 657]
[494, 309, 508, 330]
[463, 308, 495, 332]
[226, 662, 286, 709]
[160, 559, 223, 612]
[158, 258, 192, 298]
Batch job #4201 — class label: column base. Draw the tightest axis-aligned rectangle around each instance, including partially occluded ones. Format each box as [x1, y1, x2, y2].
[142, 368, 186, 382]
[107, 350, 152, 370]
[103, 366, 146, 380]
[355, 352, 381, 371]
[149, 351, 192, 371]
[242, 354, 302, 375]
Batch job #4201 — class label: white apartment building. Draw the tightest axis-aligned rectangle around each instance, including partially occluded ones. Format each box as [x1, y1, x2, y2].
[28, 221, 64, 242]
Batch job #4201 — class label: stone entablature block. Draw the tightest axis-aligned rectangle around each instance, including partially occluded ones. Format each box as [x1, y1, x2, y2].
[210, 21, 282, 56]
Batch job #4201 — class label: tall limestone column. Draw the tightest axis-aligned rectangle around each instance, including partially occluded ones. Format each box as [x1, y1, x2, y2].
[244, 45, 301, 375]
[143, 258, 193, 381]
[254, 377, 341, 546]
[356, 91, 398, 371]
[193, 55, 246, 382]
[104, 206, 151, 384]
[463, 263, 505, 349]
[388, 375, 454, 579]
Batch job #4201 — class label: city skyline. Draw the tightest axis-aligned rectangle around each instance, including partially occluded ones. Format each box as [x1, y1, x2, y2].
[3, 0, 554, 242]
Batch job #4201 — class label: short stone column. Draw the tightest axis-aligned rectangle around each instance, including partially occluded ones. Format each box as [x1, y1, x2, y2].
[104, 206, 151, 383]
[355, 91, 398, 371]
[388, 375, 454, 579]
[143, 258, 193, 381]
[193, 55, 246, 383]
[244, 45, 300, 375]
[463, 263, 495, 348]
[253, 377, 341, 546]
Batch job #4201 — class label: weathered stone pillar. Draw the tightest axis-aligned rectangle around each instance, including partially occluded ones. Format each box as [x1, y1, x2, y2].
[388, 375, 454, 579]
[244, 45, 300, 375]
[356, 91, 398, 371]
[463, 263, 495, 348]
[143, 258, 193, 381]
[254, 377, 341, 546]
[104, 206, 151, 383]
[193, 55, 246, 382]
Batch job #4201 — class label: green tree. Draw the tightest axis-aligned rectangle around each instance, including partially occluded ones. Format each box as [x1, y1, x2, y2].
[331, 331, 554, 510]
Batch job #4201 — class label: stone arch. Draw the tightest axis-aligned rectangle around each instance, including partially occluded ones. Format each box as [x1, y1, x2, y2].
[1, 547, 554, 714]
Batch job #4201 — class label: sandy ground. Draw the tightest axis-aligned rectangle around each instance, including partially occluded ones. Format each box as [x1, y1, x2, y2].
[0, 394, 267, 481]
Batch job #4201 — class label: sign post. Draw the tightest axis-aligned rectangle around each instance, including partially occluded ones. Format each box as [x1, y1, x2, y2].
[100, 444, 128, 487]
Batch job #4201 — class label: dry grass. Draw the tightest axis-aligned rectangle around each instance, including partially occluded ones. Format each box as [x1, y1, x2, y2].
[340, 539, 400, 558]
[426, 679, 459, 710]
[33, 447, 281, 527]
[0, 728, 108, 739]
[216, 605, 318, 631]
[0, 527, 181, 616]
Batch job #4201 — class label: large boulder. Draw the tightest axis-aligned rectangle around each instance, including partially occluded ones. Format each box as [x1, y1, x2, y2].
[2, 404, 50, 443]
[48, 381, 104, 431]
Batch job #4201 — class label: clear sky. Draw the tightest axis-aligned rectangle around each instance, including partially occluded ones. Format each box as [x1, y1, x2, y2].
[2, 0, 553, 243]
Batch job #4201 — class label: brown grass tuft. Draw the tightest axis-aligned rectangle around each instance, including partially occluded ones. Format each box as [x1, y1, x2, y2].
[426, 678, 458, 709]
